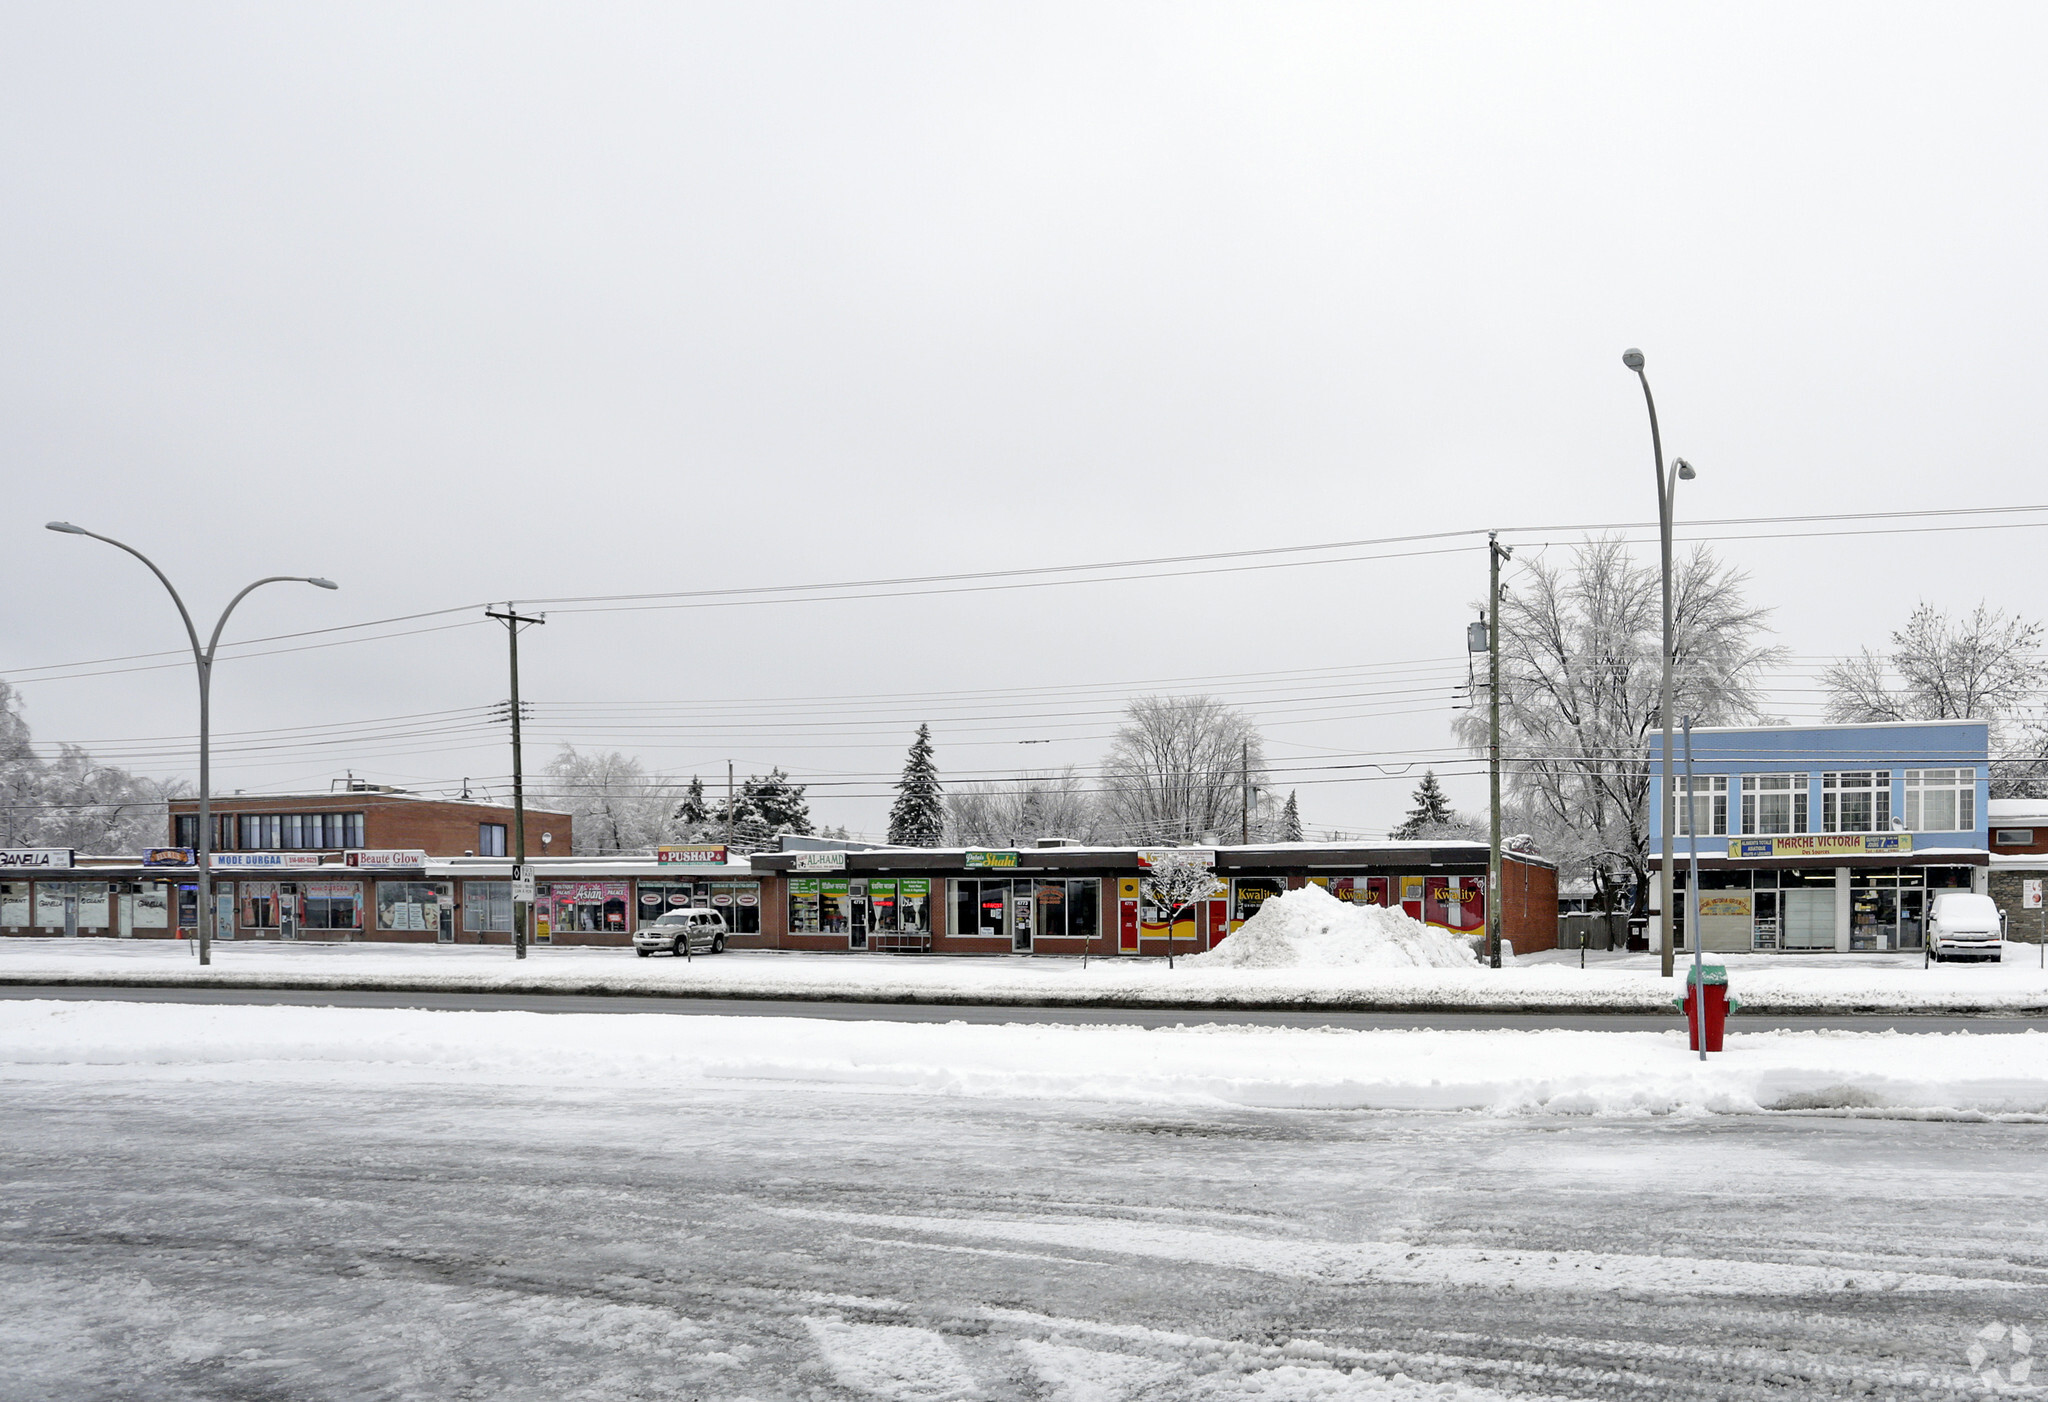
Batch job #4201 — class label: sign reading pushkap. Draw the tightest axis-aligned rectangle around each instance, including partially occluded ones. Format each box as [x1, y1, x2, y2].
[657, 844, 730, 868]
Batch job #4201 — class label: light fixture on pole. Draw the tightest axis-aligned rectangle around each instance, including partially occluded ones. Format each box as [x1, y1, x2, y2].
[45, 522, 336, 967]
[1621, 350, 1697, 980]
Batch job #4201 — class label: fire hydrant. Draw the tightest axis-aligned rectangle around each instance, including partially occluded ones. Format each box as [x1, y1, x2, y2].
[1674, 963, 1736, 1053]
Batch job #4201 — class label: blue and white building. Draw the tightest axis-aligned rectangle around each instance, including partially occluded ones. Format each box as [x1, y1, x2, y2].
[1648, 720, 1989, 953]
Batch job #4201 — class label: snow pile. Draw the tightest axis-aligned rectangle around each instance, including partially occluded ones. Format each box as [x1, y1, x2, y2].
[1187, 884, 1478, 971]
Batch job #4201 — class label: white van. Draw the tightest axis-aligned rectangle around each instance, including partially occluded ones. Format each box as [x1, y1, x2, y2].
[633, 907, 729, 957]
[1926, 891, 2004, 963]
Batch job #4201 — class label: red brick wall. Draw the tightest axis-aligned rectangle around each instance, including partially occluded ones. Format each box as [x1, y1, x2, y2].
[169, 794, 572, 858]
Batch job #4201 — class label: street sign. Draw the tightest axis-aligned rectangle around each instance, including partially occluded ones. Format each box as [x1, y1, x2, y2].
[513, 875, 537, 904]
[2026, 879, 2042, 910]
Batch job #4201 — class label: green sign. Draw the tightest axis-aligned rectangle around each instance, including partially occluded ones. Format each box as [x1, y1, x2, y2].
[964, 850, 1020, 869]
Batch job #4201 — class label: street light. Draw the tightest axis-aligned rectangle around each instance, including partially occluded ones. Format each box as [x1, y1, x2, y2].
[1620, 351, 1696, 979]
[45, 522, 337, 966]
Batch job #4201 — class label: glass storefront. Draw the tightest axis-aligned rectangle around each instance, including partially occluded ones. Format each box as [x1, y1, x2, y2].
[540, 881, 628, 935]
[1, 882, 27, 929]
[462, 881, 512, 935]
[1672, 866, 1976, 951]
[378, 880, 453, 938]
[788, 878, 822, 934]
[302, 881, 364, 933]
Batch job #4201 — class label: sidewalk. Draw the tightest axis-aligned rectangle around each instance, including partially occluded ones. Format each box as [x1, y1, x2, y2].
[4, 938, 2046, 1014]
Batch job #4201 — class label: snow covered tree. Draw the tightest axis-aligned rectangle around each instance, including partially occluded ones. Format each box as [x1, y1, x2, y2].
[1452, 535, 1780, 916]
[1821, 602, 2048, 796]
[675, 775, 711, 830]
[1139, 848, 1221, 969]
[947, 767, 1100, 847]
[887, 724, 945, 846]
[710, 768, 814, 852]
[1279, 790, 1304, 841]
[0, 680, 189, 852]
[538, 747, 676, 855]
[1099, 696, 1266, 845]
[1393, 771, 1455, 838]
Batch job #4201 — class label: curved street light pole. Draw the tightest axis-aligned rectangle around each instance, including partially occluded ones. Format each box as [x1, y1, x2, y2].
[46, 523, 335, 967]
[1620, 351, 1694, 979]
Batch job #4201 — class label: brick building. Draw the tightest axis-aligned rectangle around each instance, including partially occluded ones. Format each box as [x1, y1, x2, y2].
[167, 781, 573, 860]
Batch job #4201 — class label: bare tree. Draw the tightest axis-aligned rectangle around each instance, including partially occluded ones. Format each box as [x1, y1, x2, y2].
[946, 768, 1100, 846]
[1454, 536, 1780, 916]
[1821, 602, 2048, 796]
[0, 680, 191, 852]
[1139, 848, 1220, 969]
[536, 746, 677, 855]
[1100, 696, 1266, 844]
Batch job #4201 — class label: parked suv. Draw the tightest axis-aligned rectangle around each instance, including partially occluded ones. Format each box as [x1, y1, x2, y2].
[1926, 891, 2004, 963]
[633, 908, 729, 957]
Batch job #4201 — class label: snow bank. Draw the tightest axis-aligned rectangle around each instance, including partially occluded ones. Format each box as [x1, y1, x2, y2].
[1186, 884, 1476, 971]
[8, 998, 2048, 1120]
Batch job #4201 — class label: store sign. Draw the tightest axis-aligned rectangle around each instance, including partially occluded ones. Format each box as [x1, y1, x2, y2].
[657, 844, 729, 868]
[964, 850, 1020, 869]
[143, 847, 195, 867]
[1136, 848, 1216, 870]
[791, 851, 846, 872]
[1728, 834, 1912, 859]
[344, 850, 429, 868]
[214, 852, 321, 869]
[0, 848, 74, 870]
[2027, 879, 2043, 911]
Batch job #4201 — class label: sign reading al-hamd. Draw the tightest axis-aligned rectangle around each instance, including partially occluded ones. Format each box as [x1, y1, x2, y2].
[1728, 834, 1913, 859]
[0, 849, 73, 870]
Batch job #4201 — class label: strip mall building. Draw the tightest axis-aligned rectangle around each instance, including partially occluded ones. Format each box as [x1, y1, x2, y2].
[1, 827, 1559, 955]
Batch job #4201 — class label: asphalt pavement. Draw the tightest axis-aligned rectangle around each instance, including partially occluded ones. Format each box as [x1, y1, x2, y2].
[6, 981, 2046, 1031]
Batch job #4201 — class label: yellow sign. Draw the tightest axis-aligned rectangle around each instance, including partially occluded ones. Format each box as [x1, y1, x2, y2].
[1727, 834, 1912, 859]
[1698, 895, 1752, 917]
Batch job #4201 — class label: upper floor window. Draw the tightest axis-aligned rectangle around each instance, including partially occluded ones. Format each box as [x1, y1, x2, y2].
[479, 823, 508, 857]
[174, 814, 199, 849]
[1741, 775, 1808, 835]
[1676, 774, 1728, 836]
[1822, 772, 1891, 834]
[226, 812, 366, 851]
[1904, 770, 1975, 832]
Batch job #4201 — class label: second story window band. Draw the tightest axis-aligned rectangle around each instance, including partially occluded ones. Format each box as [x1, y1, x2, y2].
[1741, 774, 1808, 836]
[1822, 771, 1892, 833]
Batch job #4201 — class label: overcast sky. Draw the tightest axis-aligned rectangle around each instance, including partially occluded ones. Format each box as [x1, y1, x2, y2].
[4, 3, 2046, 840]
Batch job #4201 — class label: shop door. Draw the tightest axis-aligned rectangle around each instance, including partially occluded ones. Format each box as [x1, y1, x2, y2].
[1118, 879, 1140, 954]
[1751, 890, 1779, 950]
[117, 892, 136, 938]
[1205, 899, 1227, 949]
[279, 883, 298, 941]
[215, 891, 235, 941]
[1012, 893, 1033, 953]
[849, 881, 869, 951]
[1782, 889, 1834, 949]
[437, 900, 454, 943]
[63, 894, 78, 938]
[1898, 889, 1926, 950]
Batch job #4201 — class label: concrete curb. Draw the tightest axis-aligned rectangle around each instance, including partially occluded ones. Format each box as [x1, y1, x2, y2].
[4, 973, 2045, 1017]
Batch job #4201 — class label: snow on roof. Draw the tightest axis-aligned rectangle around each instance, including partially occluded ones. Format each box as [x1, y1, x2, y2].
[1988, 798, 2048, 823]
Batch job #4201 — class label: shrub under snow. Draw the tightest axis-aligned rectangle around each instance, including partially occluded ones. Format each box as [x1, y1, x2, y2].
[1187, 882, 1479, 971]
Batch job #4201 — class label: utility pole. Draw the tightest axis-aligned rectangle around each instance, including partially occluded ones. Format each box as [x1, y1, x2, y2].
[1487, 533, 1512, 970]
[727, 760, 735, 849]
[486, 605, 545, 959]
[1240, 738, 1250, 844]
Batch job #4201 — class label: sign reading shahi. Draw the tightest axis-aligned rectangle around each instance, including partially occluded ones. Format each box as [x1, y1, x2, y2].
[964, 849, 1020, 869]
[1727, 834, 1913, 859]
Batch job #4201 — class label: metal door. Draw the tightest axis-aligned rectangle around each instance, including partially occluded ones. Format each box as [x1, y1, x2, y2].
[215, 891, 235, 940]
[849, 879, 868, 951]
[279, 883, 298, 941]
[117, 892, 136, 938]
[1012, 893, 1033, 953]
[1118, 879, 1140, 953]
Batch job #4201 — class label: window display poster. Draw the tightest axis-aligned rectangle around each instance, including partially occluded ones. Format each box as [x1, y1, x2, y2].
[1, 883, 28, 927]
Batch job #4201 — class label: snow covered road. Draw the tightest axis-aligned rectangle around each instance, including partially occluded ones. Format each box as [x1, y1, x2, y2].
[4, 1000, 2047, 1399]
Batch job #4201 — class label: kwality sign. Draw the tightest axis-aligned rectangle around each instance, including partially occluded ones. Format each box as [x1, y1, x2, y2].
[0, 848, 74, 870]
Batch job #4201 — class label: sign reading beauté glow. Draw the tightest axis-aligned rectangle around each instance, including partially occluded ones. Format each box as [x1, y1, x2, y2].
[1728, 835, 1912, 859]
[343, 850, 430, 868]
[656, 844, 729, 868]
[0, 849, 73, 869]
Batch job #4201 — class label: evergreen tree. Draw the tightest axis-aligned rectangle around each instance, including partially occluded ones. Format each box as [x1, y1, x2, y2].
[676, 775, 710, 828]
[1279, 790, 1304, 841]
[887, 724, 946, 846]
[1394, 770, 1456, 839]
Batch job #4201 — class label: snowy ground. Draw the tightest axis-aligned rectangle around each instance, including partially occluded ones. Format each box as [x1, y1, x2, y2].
[7, 935, 2048, 1014]
[5, 998, 2048, 1400]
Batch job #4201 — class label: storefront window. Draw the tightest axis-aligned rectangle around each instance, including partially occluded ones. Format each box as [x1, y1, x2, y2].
[898, 879, 929, 935]
[240, 881, 281, 929]
[377, 881, 451, 933]
[302, 881, 363, 931]
[819, 878, 850, 935]
[705, 881, 761, 933]
[1741, 775, 1808, 835]
[789, 878, 822, 934]
[1, 882, 27, 928]
[541, 881, 628, 933]
[463, 881, 512, 933]
[1232, 878, 1285, 924]
[1823, 772, 1892, 833]
[869, 878, 899, 933]
[1905, 770, 1975, 832]
[1677, 774, 1729, 836]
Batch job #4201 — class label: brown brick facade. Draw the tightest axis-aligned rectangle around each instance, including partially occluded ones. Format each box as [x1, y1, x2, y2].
[168, 792, 572, 859]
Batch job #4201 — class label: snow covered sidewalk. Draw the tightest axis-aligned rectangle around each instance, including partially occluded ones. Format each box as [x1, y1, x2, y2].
[6, 996, 2048, 1118]
[5, 935, 2048, 1014]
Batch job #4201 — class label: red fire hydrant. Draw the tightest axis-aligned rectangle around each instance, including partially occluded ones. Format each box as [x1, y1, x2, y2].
[1676, 964, 1733, 1053]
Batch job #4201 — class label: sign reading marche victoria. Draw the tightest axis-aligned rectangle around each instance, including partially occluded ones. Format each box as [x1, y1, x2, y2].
[0, 849, 73, 870]
[1729, 835, 1913, 859]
